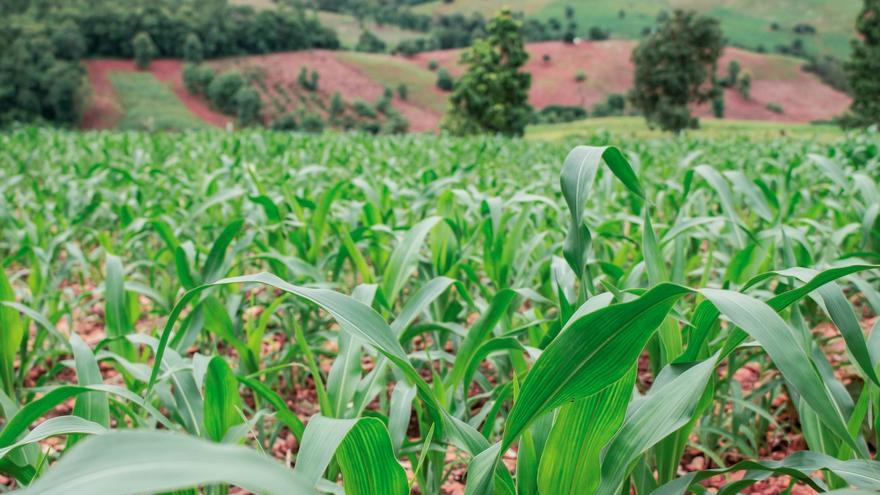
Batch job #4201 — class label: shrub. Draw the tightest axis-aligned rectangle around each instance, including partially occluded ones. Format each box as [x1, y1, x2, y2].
[132, 32, 157, 70]
[724, 60, 740, 87]
[271, 112, 298, 130]
[183, 33, 204, 64]
[376, 95, 391, 114]
[712, 93, 724, 118]
[793, 23, 817, 35]
[329, 92, 345, 120]
[358, 120, 381, 134]
[533, 105, 587, 124]
[356, 30, 386, 53]
[183, 64, 216, 95]
[300, 112, 324, 133]
[766, 102, 784, 113]
[738, 72, 751, 99]
[353, 99, 377, 118]
[207, 71, 245, 114]
[298, 67, 319, 91]
[382, 111, 410, 134]
[427, 60, 439, 71]
[397, 84, 408, 100]
[234, 87, 262, 126]
[592, 93, 626, 117]
[575, 70, 587, 82]
[588, 26, 610, 41]
[436, 68, 454, 91]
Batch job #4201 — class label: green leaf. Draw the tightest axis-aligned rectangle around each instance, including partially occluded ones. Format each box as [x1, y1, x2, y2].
[560, 146, 643, 278]
[1, 416, 106, 461]
[597, 357, 718, 494]
[201, 219, 243, 284]
[502, 283, 689, 451]
[203, 356, 242, 442]
[237, 376, 305, 441]
[15, 430, 316, 495]
[69, 334, 109, 445]
[537, 367, 636, 494]
[652, 451, 880, 495]
[381, 216, 442, 306]
[294, 415, 407, 494]
[0, 268, 23, 396]
[104, 253, 134, 360]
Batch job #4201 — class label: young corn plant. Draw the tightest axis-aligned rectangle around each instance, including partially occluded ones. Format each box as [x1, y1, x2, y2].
[0, 128, 878, 494]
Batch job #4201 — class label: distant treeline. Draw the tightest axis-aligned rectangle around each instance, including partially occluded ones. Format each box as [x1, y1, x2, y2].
[308, 0, 584, 54]
[6, 0, 339, 58]
[0, 0, 340, 126]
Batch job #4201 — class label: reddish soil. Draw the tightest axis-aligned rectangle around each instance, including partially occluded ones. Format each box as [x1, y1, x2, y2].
[82, 41, 851, 132]
[81, 59, 230, 130]
[411, 40, 851, 124]
[80, 60, 125, 129]
[210, 50, 440, 132]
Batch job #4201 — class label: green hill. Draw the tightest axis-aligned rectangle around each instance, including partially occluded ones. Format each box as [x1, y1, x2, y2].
[415, 0, 860, 59]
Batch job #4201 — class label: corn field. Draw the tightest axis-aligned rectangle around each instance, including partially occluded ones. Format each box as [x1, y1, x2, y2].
[1, 127, 879, 494]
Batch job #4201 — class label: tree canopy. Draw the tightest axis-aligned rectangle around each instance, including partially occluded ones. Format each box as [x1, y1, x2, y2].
[441, 8, 532, 136]
[630, 10, 723, 132]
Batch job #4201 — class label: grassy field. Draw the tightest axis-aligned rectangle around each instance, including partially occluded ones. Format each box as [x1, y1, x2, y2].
[337, 51, 448, 114]
[1, 127, 879, 494]
[317, 11, 424, 49]
[415, 0, 859, 58]
[108, 72, 209, 131]
[527, 116, 844, 141]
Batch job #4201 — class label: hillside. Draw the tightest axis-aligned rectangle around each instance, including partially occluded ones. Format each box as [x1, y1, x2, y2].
[80, 40, 850, 132]
[414, 0, 860, 59]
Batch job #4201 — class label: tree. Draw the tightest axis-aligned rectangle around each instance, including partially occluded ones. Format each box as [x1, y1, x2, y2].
[441, 8, 532, 136]
[183, 33, 203, 64]
[724, 60, 740, 87]
[132, 32, 157, 70]
[51, 20, 86, 61]
[207, 71, 244, 114]
[630, 10, 723, 132]
[1, 21, 86, 126]
[234, 87, 262, 126]
[329, 91, 344, 120]
[845, 0, 880, 126]
[738, 72, 751, 99]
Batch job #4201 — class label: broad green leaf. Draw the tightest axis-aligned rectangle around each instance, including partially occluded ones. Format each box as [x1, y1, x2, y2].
[294, 415, 407, 494]
[381, 216, 442, 306]
[503, 283, 689, 450]
[1, 416, 105, 461]
[561, 145, 643, 278]
[538, 367, 636, 494]
[69, 334, 109, 445]
[652, 450, 880, 495]
[14, 430, 315, 495]
[0, 268, 23, 396]
[203, 356, 242, 442]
